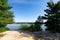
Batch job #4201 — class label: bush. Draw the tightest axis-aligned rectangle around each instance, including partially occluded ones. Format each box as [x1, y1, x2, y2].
[0, 27, 10, 32]
[28, 24, 35, 32]
[19, 24, 42, 32]
[19, 24, 29, 30]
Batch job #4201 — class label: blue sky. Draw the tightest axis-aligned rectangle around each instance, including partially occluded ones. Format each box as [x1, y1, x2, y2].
[8, 0, 59, 22]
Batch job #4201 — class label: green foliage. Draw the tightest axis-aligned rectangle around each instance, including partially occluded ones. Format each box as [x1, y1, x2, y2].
[28, 24, 42, 32]
[34, 21, 42, 31]
[19, 24, 29, 30]
[34, 16, 42, 31]
[43, 1, 60, 33]
[28, 24, 35, 32]
[19, 16, 42, 32]
[0, 27, 10, 32]
[0, 0, 14, 27]
[19, 24, 42, 32]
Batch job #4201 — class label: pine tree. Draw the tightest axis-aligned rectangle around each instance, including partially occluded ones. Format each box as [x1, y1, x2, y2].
[34, 16, 42, 31]
[43, 1, 60, 33]
[0, 0, 14, 27]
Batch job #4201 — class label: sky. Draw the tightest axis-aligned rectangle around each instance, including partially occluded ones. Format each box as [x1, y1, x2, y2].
[8, 0, 59, 22]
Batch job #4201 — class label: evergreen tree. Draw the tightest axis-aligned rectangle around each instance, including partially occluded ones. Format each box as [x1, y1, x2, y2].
[43, 1, 60, 33]
[34, 16, 42, 31]
[0, 0, 14, 27]
[28, 24, 34, 32]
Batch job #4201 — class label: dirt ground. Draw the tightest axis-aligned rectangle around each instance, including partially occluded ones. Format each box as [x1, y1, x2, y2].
[0, 30, 60, 40]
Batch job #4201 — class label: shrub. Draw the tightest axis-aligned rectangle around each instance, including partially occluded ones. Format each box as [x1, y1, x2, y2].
[28, 24, 35, 32]
[0, 27, 10, 32]
[19, 24, 29, 30]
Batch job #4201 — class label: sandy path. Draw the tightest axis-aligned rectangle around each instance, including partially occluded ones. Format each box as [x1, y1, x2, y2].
[0, 31, 35, 40]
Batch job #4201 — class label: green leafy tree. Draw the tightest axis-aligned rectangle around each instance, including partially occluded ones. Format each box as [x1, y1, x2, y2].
[43, 1, 60, 33]
[0, 0, 14, 27]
